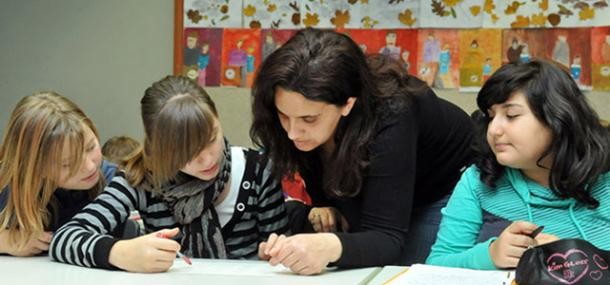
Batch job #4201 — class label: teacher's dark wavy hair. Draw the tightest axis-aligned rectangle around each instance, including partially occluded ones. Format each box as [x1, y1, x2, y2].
[250, 28, 375, 198]
[475, 59, 609, 207]
[250, 28, 419, 198]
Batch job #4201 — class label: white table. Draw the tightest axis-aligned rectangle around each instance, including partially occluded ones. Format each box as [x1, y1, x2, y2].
[367, 265, 409, 284]
[0, 256, 381, 285]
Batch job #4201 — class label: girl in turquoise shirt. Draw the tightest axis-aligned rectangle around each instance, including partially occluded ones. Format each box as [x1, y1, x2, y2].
[426, 59, 610, 270]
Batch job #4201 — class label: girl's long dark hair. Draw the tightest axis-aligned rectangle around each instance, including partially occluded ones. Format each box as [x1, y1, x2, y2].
[250, 28, 420, 198]
[476, 59, 609, 207]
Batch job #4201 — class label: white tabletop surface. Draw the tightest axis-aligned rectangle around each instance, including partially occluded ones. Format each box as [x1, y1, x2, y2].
[0, 256, 382, 285]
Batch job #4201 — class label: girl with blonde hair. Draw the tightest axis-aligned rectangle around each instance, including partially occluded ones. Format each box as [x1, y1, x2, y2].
[0, 92, 117, 256]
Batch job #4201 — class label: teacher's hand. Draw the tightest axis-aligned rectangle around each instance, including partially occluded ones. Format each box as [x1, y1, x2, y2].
[264, 233, 342, 275]
[308, 207, 349, 233]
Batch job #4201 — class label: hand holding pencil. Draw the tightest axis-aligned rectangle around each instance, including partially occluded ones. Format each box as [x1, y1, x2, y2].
[489, 221, 544, 269]
[156, 231, 192, 265]
[108, 227, 183, 273]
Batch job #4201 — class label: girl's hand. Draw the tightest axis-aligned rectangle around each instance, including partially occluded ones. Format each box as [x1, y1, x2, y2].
[109, 228, 181, 273]
[535, 233, 559, 246]
[258, 233, 285, 260]
[489, 221, 539, 268]
[308, 207, 350, 233]
[0, 231, 52, 256]
[263, 233, 342, 275]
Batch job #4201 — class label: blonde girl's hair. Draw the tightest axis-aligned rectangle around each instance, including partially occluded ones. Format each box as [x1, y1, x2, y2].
[0, 92, 103, 248]
[124, 75, 219, 190]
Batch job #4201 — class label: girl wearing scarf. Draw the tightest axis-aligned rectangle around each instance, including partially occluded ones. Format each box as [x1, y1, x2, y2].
[49, 76, 289, 272]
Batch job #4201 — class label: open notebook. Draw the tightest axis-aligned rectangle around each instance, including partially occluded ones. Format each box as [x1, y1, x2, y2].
[384, 264, 515, 285]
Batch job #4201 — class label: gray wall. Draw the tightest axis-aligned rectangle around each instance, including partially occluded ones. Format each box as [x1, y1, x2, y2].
[0, 0, 173, 143]
[1, 0, 609, 149]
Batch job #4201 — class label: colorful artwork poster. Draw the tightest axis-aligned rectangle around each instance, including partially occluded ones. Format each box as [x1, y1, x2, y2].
[591, 27, 610, 90]
[260, 29, 297, 63]
[344, 29, 418, 75]
[298, 0, 419, 29]
[183, 28, 223, 87]
[243, 0, 302, 29]
[544, 28, 591, 87]
[350, 0, 419, 28]
[184, 0, 242, 28]
[300, 0, 351, 28]
[416, 29, 460, 89]
[221, 28, 262, 87]
[483, 0, 610, 28]
[458, 29, 502, 91]
[502, 29, 546, 64]
[419, 0, 484, 28]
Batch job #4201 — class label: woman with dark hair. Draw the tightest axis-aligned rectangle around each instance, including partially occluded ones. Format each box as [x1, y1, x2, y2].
[251, 28, 475, 274]
[427, 59, 610, 269]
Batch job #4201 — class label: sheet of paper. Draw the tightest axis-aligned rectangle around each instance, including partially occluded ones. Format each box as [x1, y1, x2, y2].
[387, 264, 514, 285]
[169, 259, 291, 276]
[168, 258, 381, 284]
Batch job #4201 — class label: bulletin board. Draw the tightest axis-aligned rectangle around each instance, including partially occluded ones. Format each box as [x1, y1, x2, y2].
[173, 0, 610, 91]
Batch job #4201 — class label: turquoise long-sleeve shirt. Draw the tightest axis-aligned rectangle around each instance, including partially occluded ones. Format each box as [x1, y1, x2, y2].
[426, 165, 610, 270]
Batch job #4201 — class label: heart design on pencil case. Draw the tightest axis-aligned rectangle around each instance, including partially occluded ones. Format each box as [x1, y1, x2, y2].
[589, 270, 603, 281]
[516, 239, 610, 285]
[547, 249, 589, 284]
[593, 254, 608, 270]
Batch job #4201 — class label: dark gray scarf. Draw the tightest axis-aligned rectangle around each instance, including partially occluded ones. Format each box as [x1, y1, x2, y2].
[158, 139, 231, 258]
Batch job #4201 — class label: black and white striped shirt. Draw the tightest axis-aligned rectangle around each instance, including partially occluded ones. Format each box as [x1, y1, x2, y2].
[49, 147, 289, 269]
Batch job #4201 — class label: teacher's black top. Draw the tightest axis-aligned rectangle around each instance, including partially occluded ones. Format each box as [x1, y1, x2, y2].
[302, 77, 475, 268]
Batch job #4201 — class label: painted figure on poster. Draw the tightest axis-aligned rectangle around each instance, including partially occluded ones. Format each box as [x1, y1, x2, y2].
[228, 38, 248, 87]
[423, 33, 441, 65]
[184, 32, 199, 67]
[246, 46, 256, 87]
[602, 35, 610, 63]
[507, 38, 524, 64]
[482, 58, 493, 82]
[421, 33, 442, 88]
[466, 40, 483, 68]
[198, 43, 210, 86]
[571, 54, 582, 83]
[262, 33, 277, 61]
[520, 43, 530, 63]
[439, 44, 450, 75]
[402, 50, 411, 72]
[379, 31, 401, 60]
[552, 35, 570, 67]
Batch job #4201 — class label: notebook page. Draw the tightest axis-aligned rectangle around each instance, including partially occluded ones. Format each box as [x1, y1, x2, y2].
[386, 264, 514, 285]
